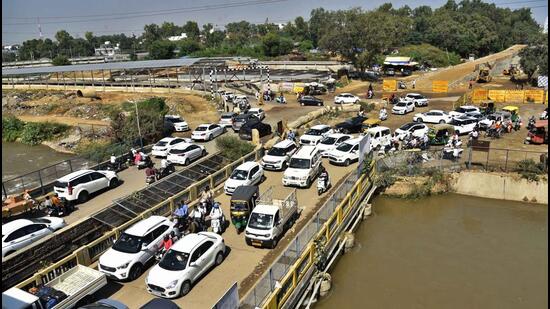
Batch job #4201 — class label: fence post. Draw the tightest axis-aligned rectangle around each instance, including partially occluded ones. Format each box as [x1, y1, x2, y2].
[467, 147, 472, 169]
[269, 268, 274, 291]
[485, 149, 490, 171]
[68, 160, 73, 172]
[504, 150, 509, 172]
[2, 183, 7, 199]
[38, 170, 45, 195]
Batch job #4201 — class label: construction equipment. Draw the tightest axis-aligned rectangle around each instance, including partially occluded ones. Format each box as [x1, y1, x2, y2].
[503, 64, 520, 81]
[476, 62, 493, 83]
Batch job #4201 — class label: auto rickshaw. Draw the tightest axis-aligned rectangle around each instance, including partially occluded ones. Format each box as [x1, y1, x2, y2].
[230, 185, 259, 233]
[502, 105, 519, 115]
[479, 100, 495, 115]
[428, 124, 455, 145]
[525, 120, 548, 145]
[362, 118, 381, 132]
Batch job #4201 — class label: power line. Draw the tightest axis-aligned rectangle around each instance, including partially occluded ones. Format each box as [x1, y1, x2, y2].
[2, 0, 288, 25]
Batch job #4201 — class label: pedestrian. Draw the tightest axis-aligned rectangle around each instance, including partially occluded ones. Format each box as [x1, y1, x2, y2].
[469, 79, 473, 89]
[521, 83, 524, 90]
[412, 79, 416, 89]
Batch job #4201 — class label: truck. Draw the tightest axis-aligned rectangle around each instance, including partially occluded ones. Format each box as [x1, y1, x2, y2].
[245, 186, 298, 249]
[2, 265, 108, 309]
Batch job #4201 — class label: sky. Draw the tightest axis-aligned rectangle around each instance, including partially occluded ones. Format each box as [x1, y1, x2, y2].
[2, 0, 548, 45]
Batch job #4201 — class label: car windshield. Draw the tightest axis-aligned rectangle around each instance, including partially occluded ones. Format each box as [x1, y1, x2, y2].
[195, 126, 208, 131]
[112, 233, 145, 254]
[169, 148, 190, 155]
[450, 119, 463, 125]
[305, 129, 323, 136]
[267, 147, 287, 156]
[159, 249, 190, 271]
[29, 218, 51, 224]
[221, 115, 233, 119]
[156, 141, 168, 146]
[289, 158, 310, 169]
[396, 102, 406, 107]
[337, 143, 354, 152]
[321, 137, 337, 145]
[399, 123, 415, 130]
[231, 201, 249, 211]
[248, 212, 274, 230]
[166, 117, 183, 123]
[230, 169, 249, 180]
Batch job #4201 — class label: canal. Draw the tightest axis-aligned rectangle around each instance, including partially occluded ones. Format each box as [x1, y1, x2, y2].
[315, 194, 548, 309]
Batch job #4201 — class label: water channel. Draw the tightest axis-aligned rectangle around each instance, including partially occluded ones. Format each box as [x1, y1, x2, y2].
[2, 142, 74, 181]
[315, 194, 548, 309]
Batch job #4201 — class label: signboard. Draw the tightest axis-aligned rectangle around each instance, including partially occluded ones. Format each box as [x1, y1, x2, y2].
[358, 134, 371, 172]
[213, 282, 239, 309]
[383, 79, 397, 92]
[505, 90, 524, 103]
[487, 90, 506, 103]
[524, 90, 545, 104]
[432, 80, 448, 93]
[471, 140, 490, 152]
[472, 89, 489, 103]
[280, 82, 294, 92]
[538, 75, 548, 89]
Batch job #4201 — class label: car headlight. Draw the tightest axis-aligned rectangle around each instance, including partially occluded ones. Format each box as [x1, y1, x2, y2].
[166, 280, 178, 289]
[300, 176, 308, 180]
[117, 262, 130, 269]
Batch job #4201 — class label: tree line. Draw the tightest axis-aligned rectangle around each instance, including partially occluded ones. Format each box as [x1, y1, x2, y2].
[3, 0, 546, 76]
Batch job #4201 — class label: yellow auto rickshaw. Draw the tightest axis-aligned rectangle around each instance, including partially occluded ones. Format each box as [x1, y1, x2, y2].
[502, 105, 519, 114]
[230, 185, 259, 233]
[362, 118, 381, 132]
[428, 124, 455, 145]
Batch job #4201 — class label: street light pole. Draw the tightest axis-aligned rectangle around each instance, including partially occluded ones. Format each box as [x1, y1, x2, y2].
[131, 100, 144, 148]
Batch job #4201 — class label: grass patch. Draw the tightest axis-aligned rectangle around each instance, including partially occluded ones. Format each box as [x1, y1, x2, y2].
[515, 159, 547, 182]
[2, 116, 69, 145]
[2, 116, 25, 142]
[75, 140, 129, 163]
[216, 135, 255, 161]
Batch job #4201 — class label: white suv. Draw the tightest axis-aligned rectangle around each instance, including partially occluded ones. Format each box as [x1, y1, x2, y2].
[366, 126, 392, 150]
[2, 217, 66, 258]
[224, 161, 264, 195]
[99, 216, 175, 281]
[152, 137, 191, 157]
[317, 133, 353, 157]
[449, 105, 480, 118]
[334, 93, 360, 105]
[413, 110, 452, 124]
[326, 137, 361, 166]
[165, 115, 190, 132]
[299, 125, 333, 146]
[53, 169, 119, 203]
[260, 140, 298, 171]
[392, 100, 415, 114]
[146, 232, 226, 298]
[282, 146, 322, 188]
[404, 93, 429, 107]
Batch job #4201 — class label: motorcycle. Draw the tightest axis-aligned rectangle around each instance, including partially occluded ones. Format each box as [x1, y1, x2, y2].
[379, 110, 388, 121]
[210, 213, 226, 234]
[106, 159, 125, 172]
[276, 96, 287, 104]
[527, 116, 536, 131]
[398, 81, 407, 89]
[486, 127, 502, 139]
[317, 176, 331, 195]
[146, 174, 158, 185]
[159, 163, 176, 178]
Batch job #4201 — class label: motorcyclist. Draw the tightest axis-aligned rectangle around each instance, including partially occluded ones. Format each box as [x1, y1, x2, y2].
[287, 130, 296, 142]
[541, 108, 548, 120]
[422, 133, 430, 149]
[173, 201, 189, 224]
[319, 167, 330, 190]
[209, 202, 224, 234]
[161, 234, 173, 251]
[451, 131, 460, 146]
[145, 165, 158, 181]
[134, 151, 142, 166]
[192, 202, 207, 231]
[201, 186, 214, 208]
[379, 107, 388, 120]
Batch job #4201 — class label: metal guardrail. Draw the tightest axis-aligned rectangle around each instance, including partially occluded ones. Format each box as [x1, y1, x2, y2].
[12, 148, 263, 293]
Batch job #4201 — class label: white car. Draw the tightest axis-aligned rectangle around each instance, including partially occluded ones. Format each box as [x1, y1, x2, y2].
[317, 133, 353, 157]
[224, 161, 263, 195]
[413, 110, 452, 124]
[166, 143, 206, 166]
[219, 112, 237, 128]
[282, 146, 322, 188]
[260, 140, 298, 171]
[449, 105, 480, 118]
[391, 101, 415, 115]
[326, 137, 361, 166]
[248, 108, 265, 121]
[2, 217, 66, 258]
[53, 169, 119, 203]
[366, 126, 392, 150]
[299, 125, 333, 146]
[394, 122, 429, 140]
[98, 216, 175, 281]
[404, 93, 429, 107]
[451, 116, 478, 135]
[191, 124, 225, 141]
[145, 232, 226, 298]
[165, 115, 190, 132]
[152, 137, 191, 157]
[334, 93, 360, 105]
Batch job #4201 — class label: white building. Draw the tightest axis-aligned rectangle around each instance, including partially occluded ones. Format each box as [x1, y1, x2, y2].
[168, 33, 188, 42]
[94, 41, 121, 57]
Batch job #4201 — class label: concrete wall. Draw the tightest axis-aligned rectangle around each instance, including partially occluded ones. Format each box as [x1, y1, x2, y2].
[452, 171, 548, 204]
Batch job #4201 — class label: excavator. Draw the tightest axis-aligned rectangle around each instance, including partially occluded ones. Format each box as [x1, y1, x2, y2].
[476, 62, 493, 83]
[503, 64, 521, 81]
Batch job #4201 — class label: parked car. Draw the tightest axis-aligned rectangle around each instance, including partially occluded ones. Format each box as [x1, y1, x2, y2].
[145, 232, 226, 298]
[54, 169, 119, 203]
[238, 119, 272, 141]
[80, 299, 129, 309]
[394, 122, 429, 140]
[164, 115, 190, 132]
[326, 137, 361, 166]
[391, 100, 415, 115]
[99, 216, 175, 281]
[385, 68, 395, 76]
[403, 93, 429, 107]
[449, 105, 481, 118]
[365, 126, 392, 150]
[222, 91, 235, 102]
[317, 133, 353, 157]
[224, 161, 263, 195]
[334, 93, 360, 105]
[413, 110, 452, 124]
[282, 146, 322, 188]
[140, 298, 180, 309]
[191, 124, 225, 141]
[219, 112, 237, 128]
[466, 111, 485, 121]
[166, 143, 206, 166]
[334, 116, 366, 134]
[299, 96, 324, 106]
[248, 108, 265, 121]
[479, 111, 512, 131]
[299, 125, 333, 146]
[232, 113, 255, 132]
[260, 140, 298, 171]
[2, 217, 66, 258]
[451, 116, 478, 135]
[152, 137, 191, 157]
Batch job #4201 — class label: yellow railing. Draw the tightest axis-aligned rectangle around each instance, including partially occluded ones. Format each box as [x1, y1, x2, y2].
[15, 149, 262, 291]
[262, 163, 376, 309]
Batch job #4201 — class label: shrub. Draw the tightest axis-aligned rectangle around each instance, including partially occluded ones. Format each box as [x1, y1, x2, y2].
[76, 141, 128, 163]
[515, 159, 546, 182]
[359, 101, 375, 113]
[52, 55, 70, 66]
[216, 135, 255, 161]
[2, 116, 25, 142]
[19, 122, 69, 145]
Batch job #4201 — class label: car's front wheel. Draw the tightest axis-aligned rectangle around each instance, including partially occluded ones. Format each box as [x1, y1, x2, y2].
[439, 120, 445, 124]
[180, 280, 192, 297]
[109, 178, 119, 189]
[128, 264, 142, 281]
[416, 118, 423, 123]
[215, 251, 225, 266]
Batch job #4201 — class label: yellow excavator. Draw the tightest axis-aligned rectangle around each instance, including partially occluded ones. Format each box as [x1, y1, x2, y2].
[503, 64, 521, 81]
[476, 62, 493, 83]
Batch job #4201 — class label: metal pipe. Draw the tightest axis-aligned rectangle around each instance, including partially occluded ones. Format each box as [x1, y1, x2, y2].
[133, 101, 144, 148]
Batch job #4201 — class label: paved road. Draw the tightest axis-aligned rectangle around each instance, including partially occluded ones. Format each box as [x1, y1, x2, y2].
[94, 159, 357, 308]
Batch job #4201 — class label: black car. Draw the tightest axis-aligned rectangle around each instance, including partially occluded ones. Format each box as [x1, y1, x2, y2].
[239, 119, 272, 140]
[335, 116, 366, 134]
[232, 113, 254, 131]
[299, 96, 324, 106]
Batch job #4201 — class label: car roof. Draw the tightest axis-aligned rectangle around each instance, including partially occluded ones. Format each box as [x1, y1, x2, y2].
[273, 139, 295, 148]
[2, 219, 34, 235]
[170, 142, 194, 150]
[197, 123, 213, 127]
[158, 137, 177, 142]
[342, 137, 362, 145]
[406, 93, 422, 96]
[171, 233, 208, 253]
[326, 133, 350, 138]
[427, 109, 445, 113]
[459, 105, 478, 109]
[310, 124, 330, 130]
[235, 161, 259, 171]
[367, 126, 390, 133]
[252, 204, 279, 216]
[249, 108, 262, 111]
[125, 216, 167, 237]
[338, 93, 354, 96]
[221, 112, 236, 116]
[292, 146, 318, 159]
[57, 169, 94, 182]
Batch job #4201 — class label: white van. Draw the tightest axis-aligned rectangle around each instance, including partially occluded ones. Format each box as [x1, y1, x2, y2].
[260, 140, 298, 171]
[326, 137, 361, 166]
[282, 146, 322, 188]
[366, 126, 392, 150]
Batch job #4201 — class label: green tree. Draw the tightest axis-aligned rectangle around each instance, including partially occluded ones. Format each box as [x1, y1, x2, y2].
[178, 39, 201, 56]
[262, 32, 293, 57]
[111, 98, 169, 144]
[519, 35, 548, 81]
[148, 40, 175, 59]
[52, 55, 71, 66]
[182, 21, 200, 40]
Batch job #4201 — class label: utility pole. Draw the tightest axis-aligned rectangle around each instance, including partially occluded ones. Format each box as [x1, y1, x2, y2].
[131, 100, 144, 148]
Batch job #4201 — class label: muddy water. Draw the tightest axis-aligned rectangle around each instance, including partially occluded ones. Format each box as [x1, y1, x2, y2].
[2, 142, 74, 181]
[315, 194, 548, 309]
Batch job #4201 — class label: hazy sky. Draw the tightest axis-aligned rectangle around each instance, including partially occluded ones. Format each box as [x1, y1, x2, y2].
[2, 0, 548, 45]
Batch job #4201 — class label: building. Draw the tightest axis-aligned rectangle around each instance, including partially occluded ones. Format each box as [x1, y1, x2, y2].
[94, 41, 121, 57]
[168, 33, 188, 42]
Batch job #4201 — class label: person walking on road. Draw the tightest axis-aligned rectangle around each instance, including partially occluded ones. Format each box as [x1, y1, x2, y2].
[412, 79, 416, 89]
